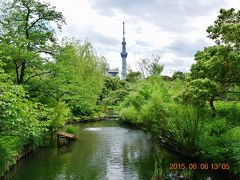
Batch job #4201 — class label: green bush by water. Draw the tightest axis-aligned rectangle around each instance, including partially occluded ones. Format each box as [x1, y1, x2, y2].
[119, 77, 240, 175]
[119, 79, 204, 155]
[64, 125, 79, 135]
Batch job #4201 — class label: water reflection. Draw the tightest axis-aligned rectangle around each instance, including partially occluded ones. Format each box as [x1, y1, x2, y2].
[84, 127, 102, 131]
[2, 121, 229, 180]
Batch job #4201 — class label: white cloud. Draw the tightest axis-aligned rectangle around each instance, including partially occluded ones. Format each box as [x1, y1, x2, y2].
[44, 0, 240, 76]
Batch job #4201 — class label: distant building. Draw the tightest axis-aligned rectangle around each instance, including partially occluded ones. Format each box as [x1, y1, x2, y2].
[106, 64, 119, 77]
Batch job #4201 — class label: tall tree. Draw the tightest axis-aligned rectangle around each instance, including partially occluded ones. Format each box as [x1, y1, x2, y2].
[30, 40, 105, 116]
[126, 71, 142, 82]
[172, 71, 185, 80]
[180, 8, 240, 112]
[0, 0, 65, 84]
[207, 8, 240, 50]
[55, 41, 105, 115]
[138, 55, 164, 78]
[191, 45, 240, 86]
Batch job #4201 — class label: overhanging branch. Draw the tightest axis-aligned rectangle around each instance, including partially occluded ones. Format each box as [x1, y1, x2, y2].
[36, 49, 55, 56]
[27, 17, 43, 31]
[24, 71, 51, 84]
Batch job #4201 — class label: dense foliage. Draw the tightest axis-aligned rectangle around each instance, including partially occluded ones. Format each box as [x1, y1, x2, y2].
[119, 8, 240, 177]
[0, 63, 50, 174]
[0, 0, 105, 175]
[0, 1, 239, 178]
[119, 78, 204, 155]
[0, 0, 65, 85]
[180, 8, 240, 114]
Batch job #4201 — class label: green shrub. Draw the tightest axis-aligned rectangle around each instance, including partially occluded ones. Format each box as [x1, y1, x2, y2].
[119, 79, 204, 154]
[215, 101, 240, 126]
[48, 101, 70, 135]
[119, 76, 240, 174]
[225, 127, 240, 174]
[140, 90, 169, 133]
[119, 106, 140, 124]
[0, 136, 20, 176]
[167, 105, 204, 154]
[198, 118, 230, 161]
[64, 125, 78, 135]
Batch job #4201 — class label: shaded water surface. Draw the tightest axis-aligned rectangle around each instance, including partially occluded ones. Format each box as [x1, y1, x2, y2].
[2, 121, 228, 180]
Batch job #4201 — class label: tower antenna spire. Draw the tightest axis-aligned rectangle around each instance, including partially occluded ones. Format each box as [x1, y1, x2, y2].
[123, 21, 125, 38]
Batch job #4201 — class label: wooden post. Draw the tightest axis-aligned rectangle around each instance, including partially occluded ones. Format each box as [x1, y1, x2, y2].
[57, 134, 59, 144]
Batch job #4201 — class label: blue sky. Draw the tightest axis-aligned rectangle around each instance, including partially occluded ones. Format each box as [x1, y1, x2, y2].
[45, 0, 240, 75]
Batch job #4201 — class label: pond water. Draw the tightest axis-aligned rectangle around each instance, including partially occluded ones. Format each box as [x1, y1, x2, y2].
[2, 121, 229, 180]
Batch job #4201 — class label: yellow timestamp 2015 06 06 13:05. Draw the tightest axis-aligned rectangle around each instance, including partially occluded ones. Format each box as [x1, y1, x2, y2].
[169, 163, 230, 170]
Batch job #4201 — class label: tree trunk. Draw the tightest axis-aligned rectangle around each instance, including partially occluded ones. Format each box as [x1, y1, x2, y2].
[15, 63, 20, 85]
[19, 61, 26, 84]
[209, 96, 216, 117]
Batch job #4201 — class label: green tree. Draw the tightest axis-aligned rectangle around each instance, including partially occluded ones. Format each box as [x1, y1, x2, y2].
[138, 55, 164, 78]
[186, 45, 240, 111]
[180, 9, 240, 112]
[99, 76, 128, 106]
[192, 45, 240, 86]
[126, 71, 142, 82]
[0, 61, 51, 174]
[179, 78, 220, 112]
[0, 0, 65, 84]
[51, 40, 105, 116]
[172, 71, 185, 80]
[207, 8, 240, 50]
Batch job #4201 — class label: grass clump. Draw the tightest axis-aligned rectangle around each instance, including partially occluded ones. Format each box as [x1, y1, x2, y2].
[64, 125, 79, 135]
